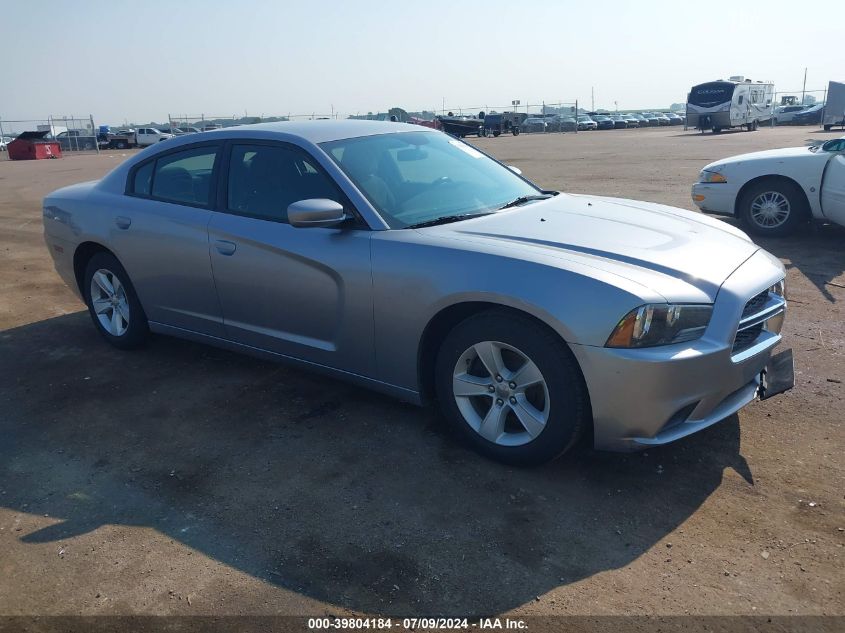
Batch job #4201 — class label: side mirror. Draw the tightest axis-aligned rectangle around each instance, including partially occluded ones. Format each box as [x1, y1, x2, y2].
[821, 139, 845, 153]
[507, 165, 523, 175]
[288, 199, 347, 228]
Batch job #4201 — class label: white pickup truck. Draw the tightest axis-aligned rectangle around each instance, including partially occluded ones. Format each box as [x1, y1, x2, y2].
[692, 136, 845, 236]
[135, 128, 173, 147]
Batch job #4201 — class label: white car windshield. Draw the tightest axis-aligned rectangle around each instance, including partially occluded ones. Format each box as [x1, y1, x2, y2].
[321, 131, 541, 228]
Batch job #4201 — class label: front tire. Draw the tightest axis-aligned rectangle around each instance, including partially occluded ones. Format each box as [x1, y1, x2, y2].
[434, 311, 589, 466]
[83, 252, 148, 349]
[738, 180, 808, 237]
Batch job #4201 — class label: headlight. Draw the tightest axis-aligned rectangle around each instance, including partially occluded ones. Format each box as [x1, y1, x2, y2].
[699, 170, 727, 183]
[606, 304, 713, 348]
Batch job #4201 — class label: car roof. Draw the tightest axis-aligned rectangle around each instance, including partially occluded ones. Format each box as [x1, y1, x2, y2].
[197, 119, 423, 144]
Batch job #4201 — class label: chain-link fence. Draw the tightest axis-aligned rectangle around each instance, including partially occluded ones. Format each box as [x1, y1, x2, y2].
[0, 115, 99, 160]
[166, 113, 343, 134]
[769, 89, 829, 127]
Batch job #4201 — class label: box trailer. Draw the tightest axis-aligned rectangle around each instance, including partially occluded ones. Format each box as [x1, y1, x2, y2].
[823, 81, 845, 131]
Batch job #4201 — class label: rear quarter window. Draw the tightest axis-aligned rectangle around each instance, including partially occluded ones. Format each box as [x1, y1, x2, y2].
[132, 161, 154, 196]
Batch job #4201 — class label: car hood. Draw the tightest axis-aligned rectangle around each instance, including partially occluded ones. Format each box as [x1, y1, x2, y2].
[426, 194, 759, 301]
[705, 145, 816, 170]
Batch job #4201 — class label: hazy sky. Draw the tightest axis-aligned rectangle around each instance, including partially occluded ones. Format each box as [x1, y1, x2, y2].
[1, 0, 843, 124]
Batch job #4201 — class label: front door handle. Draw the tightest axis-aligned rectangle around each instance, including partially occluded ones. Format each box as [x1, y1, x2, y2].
[214, 240, 237, 256]
[115, 216, 131, 229]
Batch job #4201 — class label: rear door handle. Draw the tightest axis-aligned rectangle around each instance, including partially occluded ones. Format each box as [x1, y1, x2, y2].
[115, 216, 131, 229]
[214, 240, 237, 256]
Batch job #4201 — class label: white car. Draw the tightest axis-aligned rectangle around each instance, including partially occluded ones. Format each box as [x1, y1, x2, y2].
[772, 105, 808, 125]
[692, 136, 845, 236]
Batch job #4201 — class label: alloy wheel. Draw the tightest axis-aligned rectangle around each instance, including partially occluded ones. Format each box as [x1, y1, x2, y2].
[750, 191, 791, 228]
[90, 268, 130, 336]
[452, 340, 550, 446]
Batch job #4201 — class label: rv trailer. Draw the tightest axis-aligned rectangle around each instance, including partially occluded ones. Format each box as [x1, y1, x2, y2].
[686, 76, 774, 133]
[823, 81, 845, 131]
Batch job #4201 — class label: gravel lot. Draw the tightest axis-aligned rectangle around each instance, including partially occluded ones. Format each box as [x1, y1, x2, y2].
[0, 127, 842, 621]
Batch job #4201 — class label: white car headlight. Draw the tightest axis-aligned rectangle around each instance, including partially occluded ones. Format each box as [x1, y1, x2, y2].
[606, 304, 713, 348]
[699, 169, 727, 183]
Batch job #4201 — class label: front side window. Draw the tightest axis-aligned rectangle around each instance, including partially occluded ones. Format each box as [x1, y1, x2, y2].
[227, 144, 345, 223]
[321, 131, 539, 228]
[150, 146, 218, 206]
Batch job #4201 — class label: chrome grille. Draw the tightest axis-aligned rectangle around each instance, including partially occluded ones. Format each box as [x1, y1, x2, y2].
[741, 289, 769, 319]
[732, 283, 786, 357]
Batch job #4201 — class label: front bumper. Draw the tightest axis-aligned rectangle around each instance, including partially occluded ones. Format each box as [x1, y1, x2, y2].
[691, 182, 738, 215]
[572, 249, 787, 451]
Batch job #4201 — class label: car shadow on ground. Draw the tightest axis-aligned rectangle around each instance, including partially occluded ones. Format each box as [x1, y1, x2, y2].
[712, 217, 845, 303]
[1, 313, 754, 616]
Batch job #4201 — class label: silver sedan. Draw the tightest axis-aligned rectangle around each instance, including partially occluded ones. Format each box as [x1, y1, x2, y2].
[43, 121, 792, 465]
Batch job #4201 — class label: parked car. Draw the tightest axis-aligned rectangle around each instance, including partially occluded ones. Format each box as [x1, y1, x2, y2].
[692, 135, 845, 236]
[608, 115, 628, 129]
[43, 121, 793, 465]
[772, 105, 807, 125]
[55, 130, 98, 151]
[549, 116, 577, 132]
[628, 113, 646, 126]
[640, 112, 661, 126]
[665, 112, 685, 125]
[135, 128, 174, 147]
[177, 126, 203, 134]
[592, 115, 615, 130]
[522, 117, 548, 133]
[576, 115, 597, 130]
[650, 112, 671, 126]
[791, 104, 825, 126]
[622, 113, 643, 127]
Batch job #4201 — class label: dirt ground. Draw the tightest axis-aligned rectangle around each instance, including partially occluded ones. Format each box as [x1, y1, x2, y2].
[0, 127, 842, 624]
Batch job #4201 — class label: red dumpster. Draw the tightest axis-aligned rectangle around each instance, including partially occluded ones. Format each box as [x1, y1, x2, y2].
[7, 131, 62, 160]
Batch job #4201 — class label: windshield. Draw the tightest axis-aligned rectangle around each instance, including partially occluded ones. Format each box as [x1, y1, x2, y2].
[689, 82, 735, 107]
[321, 131, 540, 229]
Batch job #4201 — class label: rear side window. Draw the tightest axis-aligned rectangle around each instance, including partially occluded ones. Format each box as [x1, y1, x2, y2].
[128, 145, 219, 206]
[227, 144, 345, 223]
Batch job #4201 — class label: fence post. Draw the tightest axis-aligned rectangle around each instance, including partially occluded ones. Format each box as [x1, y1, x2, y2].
[91, 115, 100, 154]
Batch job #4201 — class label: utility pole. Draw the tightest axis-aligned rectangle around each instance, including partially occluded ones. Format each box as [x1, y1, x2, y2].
[801, 68, 807, 105]
[591, 87, 595, 111]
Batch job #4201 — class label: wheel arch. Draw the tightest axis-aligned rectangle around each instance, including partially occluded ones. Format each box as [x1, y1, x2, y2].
[73, 241, 117, 296]
[734, 174, 812, 219]
[416, 301, 589, 410]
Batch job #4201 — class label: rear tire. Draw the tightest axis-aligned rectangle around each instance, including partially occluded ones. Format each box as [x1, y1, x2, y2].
[434, 310, 589, 466]
[83, 252, 149, 349]
[738, 179, 808, 237]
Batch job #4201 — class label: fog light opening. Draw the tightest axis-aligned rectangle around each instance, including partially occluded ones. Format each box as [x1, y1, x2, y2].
[661, 402, 699, 432]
